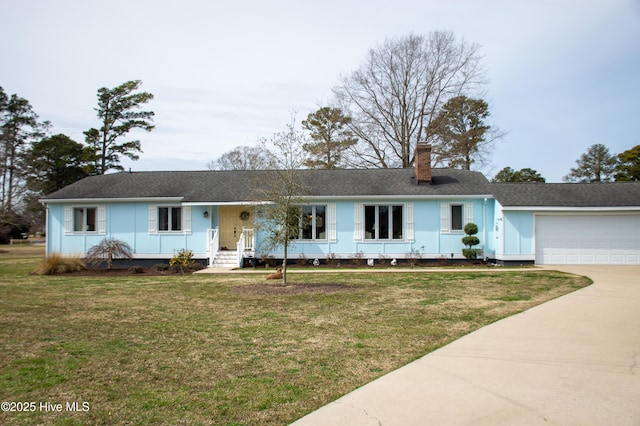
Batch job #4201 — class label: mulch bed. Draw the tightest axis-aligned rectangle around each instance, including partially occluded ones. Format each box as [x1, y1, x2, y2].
[61, 268, 186, 276]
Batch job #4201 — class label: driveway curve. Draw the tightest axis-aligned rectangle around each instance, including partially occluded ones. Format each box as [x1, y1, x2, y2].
[292, 266, 640, 426]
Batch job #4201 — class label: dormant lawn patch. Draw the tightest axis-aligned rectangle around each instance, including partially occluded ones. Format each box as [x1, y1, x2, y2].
[0, 246, 590, 425]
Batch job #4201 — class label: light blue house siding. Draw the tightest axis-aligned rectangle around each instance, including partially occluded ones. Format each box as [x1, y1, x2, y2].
[499, 208, 535, 262]
[46, 202, 213, 259]
[256, 197, 495, 261]
[46, 197, 497, 264]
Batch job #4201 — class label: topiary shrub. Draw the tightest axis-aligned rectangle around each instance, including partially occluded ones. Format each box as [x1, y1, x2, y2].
[461, 223, 480, 260]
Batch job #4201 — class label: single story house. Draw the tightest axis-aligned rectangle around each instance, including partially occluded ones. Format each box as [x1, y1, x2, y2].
[40, 144, 640, 267]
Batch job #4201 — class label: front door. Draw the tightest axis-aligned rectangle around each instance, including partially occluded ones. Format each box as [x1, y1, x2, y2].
[219, 206, 253, 250]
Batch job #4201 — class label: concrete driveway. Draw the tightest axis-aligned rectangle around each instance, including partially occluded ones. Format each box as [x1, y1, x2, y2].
[291, 266, 640, 425]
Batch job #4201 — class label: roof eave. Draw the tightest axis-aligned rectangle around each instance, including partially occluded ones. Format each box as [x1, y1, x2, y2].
[501, 205, 640, 211]
[40, 197, 184, 205]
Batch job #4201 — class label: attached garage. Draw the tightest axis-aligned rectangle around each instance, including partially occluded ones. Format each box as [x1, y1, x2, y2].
[535, 214, 640, 265]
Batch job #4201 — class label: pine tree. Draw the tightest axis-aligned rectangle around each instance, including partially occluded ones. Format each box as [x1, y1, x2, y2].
[301, 107, 357, 169]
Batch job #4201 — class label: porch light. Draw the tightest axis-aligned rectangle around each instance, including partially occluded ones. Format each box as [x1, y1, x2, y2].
[203, 210, 209, 218]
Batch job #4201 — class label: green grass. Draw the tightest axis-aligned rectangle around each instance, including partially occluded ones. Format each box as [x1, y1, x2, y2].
[0, 246, 591, 425]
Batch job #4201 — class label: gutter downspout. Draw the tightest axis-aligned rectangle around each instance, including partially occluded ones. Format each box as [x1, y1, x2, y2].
[483, 198, 487, 260]
[44, 204, 49, 256]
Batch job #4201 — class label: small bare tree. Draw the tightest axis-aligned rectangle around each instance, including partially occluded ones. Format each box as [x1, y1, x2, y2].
[253, 117, 307, 284]
[86, 238, 133, 269]
[333, 31, 486, 169]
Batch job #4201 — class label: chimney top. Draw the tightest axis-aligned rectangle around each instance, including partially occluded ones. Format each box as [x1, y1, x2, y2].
[415, 142, 432, 184]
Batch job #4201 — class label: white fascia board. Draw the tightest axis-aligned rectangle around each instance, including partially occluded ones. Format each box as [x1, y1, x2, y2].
[501, 206, 640, 212]
[40, 197, 184, 205]
[181, 195, 499, 205]
[303, 194, 495, 201]
[183, 201, 268, 206]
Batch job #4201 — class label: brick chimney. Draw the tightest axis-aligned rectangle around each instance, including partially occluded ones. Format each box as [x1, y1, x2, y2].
[415, 142, 432, 184]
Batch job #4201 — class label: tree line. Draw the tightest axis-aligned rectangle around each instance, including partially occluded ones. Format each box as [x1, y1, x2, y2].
[491, 143, 639, 183]
[0, 81, 154, 241]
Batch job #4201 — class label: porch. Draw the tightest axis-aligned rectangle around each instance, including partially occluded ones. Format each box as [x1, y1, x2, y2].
[207, 227, 255, 268]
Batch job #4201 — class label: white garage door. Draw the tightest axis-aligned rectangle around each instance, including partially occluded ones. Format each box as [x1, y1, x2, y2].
[535, 214, 640, 265]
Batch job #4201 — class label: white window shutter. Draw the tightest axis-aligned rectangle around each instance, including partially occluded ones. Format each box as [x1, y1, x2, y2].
[98, 205, 107, 234]
[183, 206, 192, 234]
[354, 203, 362, 241]
[405, 202, 414, 242]
[64, 207, 72, 235]
[465, 202, 474, 226]
[327, 203, 337, 242]
[440, 203, 449, 233]
[148, 205, 157, 234]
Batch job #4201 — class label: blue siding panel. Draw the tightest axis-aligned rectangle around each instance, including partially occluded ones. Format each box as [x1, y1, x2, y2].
[503, 211, 534, 255]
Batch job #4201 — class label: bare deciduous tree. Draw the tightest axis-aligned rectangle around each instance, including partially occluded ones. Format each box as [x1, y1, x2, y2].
[85, 237, 133, 269]
[207, 145, 275, 170]
[253, 117, 308, 283]
[333, 31, 486, 168]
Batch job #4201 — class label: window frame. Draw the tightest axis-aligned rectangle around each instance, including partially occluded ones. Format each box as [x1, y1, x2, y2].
[73, 206, 98, 233]
[158, 206, 183, 233]
[440, 202, 473, 234]
[295, 204, 327, 241]
[450, 204, 464, 232]
[363, 204, 404, 241]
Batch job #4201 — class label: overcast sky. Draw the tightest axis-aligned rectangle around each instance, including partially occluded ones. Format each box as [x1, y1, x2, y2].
[2, 0, 639, 182]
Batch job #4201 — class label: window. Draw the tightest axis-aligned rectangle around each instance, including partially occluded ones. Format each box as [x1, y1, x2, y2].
[297, 205, 326, 240]
[440, 202, 473, 233]
[65, 206, 105, 235]
[158, 207, 182, 232]
[364, 205, 403, 240]
[451, 204, 463, 231]
[73, 207, 97, 232]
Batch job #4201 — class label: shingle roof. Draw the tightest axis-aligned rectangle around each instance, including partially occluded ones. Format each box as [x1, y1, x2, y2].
[492, 182, 640, 207]
[41, 168, 492, 202]
[40, 169, 640, 208]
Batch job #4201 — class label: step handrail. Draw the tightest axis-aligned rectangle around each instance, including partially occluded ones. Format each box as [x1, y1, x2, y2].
[207, 228, 219, 267]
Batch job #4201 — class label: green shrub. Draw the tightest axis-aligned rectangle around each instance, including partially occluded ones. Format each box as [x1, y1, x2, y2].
[170, 249, 197, 274]
[153, 263, 170, 272]
[462, 223, 480, 260]
[33, 253, 86, 275]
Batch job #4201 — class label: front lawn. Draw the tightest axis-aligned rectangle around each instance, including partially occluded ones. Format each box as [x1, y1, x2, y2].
[0, 246, 591, 425]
